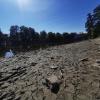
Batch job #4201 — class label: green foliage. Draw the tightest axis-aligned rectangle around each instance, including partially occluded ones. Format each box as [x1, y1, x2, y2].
[56, 32, 63, 44]
[93, 5, 100, 37]
[85, 5, 100, 39]
[85, 13, 94, 38]
[0, 25, 88, 54]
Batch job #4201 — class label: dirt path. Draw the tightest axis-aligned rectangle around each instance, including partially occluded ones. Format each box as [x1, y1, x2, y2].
[0, 38, 100, 100]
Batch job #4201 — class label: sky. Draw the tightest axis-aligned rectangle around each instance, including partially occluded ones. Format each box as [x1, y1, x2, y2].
[0, 0, 100, 34]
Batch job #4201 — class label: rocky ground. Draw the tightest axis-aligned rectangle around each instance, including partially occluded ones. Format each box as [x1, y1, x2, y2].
[0, 38, 100, 100]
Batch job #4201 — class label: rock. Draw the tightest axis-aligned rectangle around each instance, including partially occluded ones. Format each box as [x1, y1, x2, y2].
[98, 52, 100, 54]
[30, 62, 37, 66]
[93, 63, 99, 67]
[47, 75, 58, 84]
[96, 59, 100, 64]
[93, 63, 100, 68]
[50, 65, 58, 69]
[93, 60, 100, 68]
[1, 82, 9, 89]
[42, 79, 47, 85]
[79, 58, 88, 62]
[51, 57, 54, 60]
[14, 96, 21, 100]
[43, 75, 62, 94]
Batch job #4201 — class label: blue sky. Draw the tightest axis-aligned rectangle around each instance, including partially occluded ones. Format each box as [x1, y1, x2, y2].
[0, 0, 100, 33]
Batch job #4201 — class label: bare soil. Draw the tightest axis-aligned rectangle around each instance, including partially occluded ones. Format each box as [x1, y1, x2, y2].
[0, 38, 100, 100]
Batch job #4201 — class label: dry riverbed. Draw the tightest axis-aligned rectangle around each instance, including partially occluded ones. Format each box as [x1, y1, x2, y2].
[0, 38, 100, 100]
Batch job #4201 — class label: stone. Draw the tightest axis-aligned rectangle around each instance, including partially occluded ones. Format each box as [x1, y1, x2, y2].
[43, 75, 62, 94]
[47, 75, 58, 84]
[96, 59, 100, 64]
[80, 58, 88, 62]
[93, 63, 99, 67]
[93, 63, 100, 68]
[30, 62, 37, 66]
[92, 60, 100, 68]
[51, 57, 54, 60]
[50, 65, 58, 69]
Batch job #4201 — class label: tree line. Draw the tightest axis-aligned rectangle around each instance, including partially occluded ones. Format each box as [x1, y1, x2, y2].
[0, 26, 87, 52]
[0, 5, 100, 55]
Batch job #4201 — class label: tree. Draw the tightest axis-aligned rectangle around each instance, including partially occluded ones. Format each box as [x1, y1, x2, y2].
[0, 29, 9, 56]
[85, 13, 94, 38]
[85, 5, 100, 38]
[20, 26, 30, 49]
[56, 32, 63, 44]
[69, 32, 77, 42]
[34, 32, 40, 44]
[40, 31, 47, 46]
[0, 29, 3, 47]
[28, 27, 36, 48]
[75, 33, 88, 41]
[28, 27, 35, 41]
[47, 32, 56, 45]
[62, 32, 69, 43]
[10, 25, 20, 49]
[93, 5, 100, 37]
[93, 5, 100, 22]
